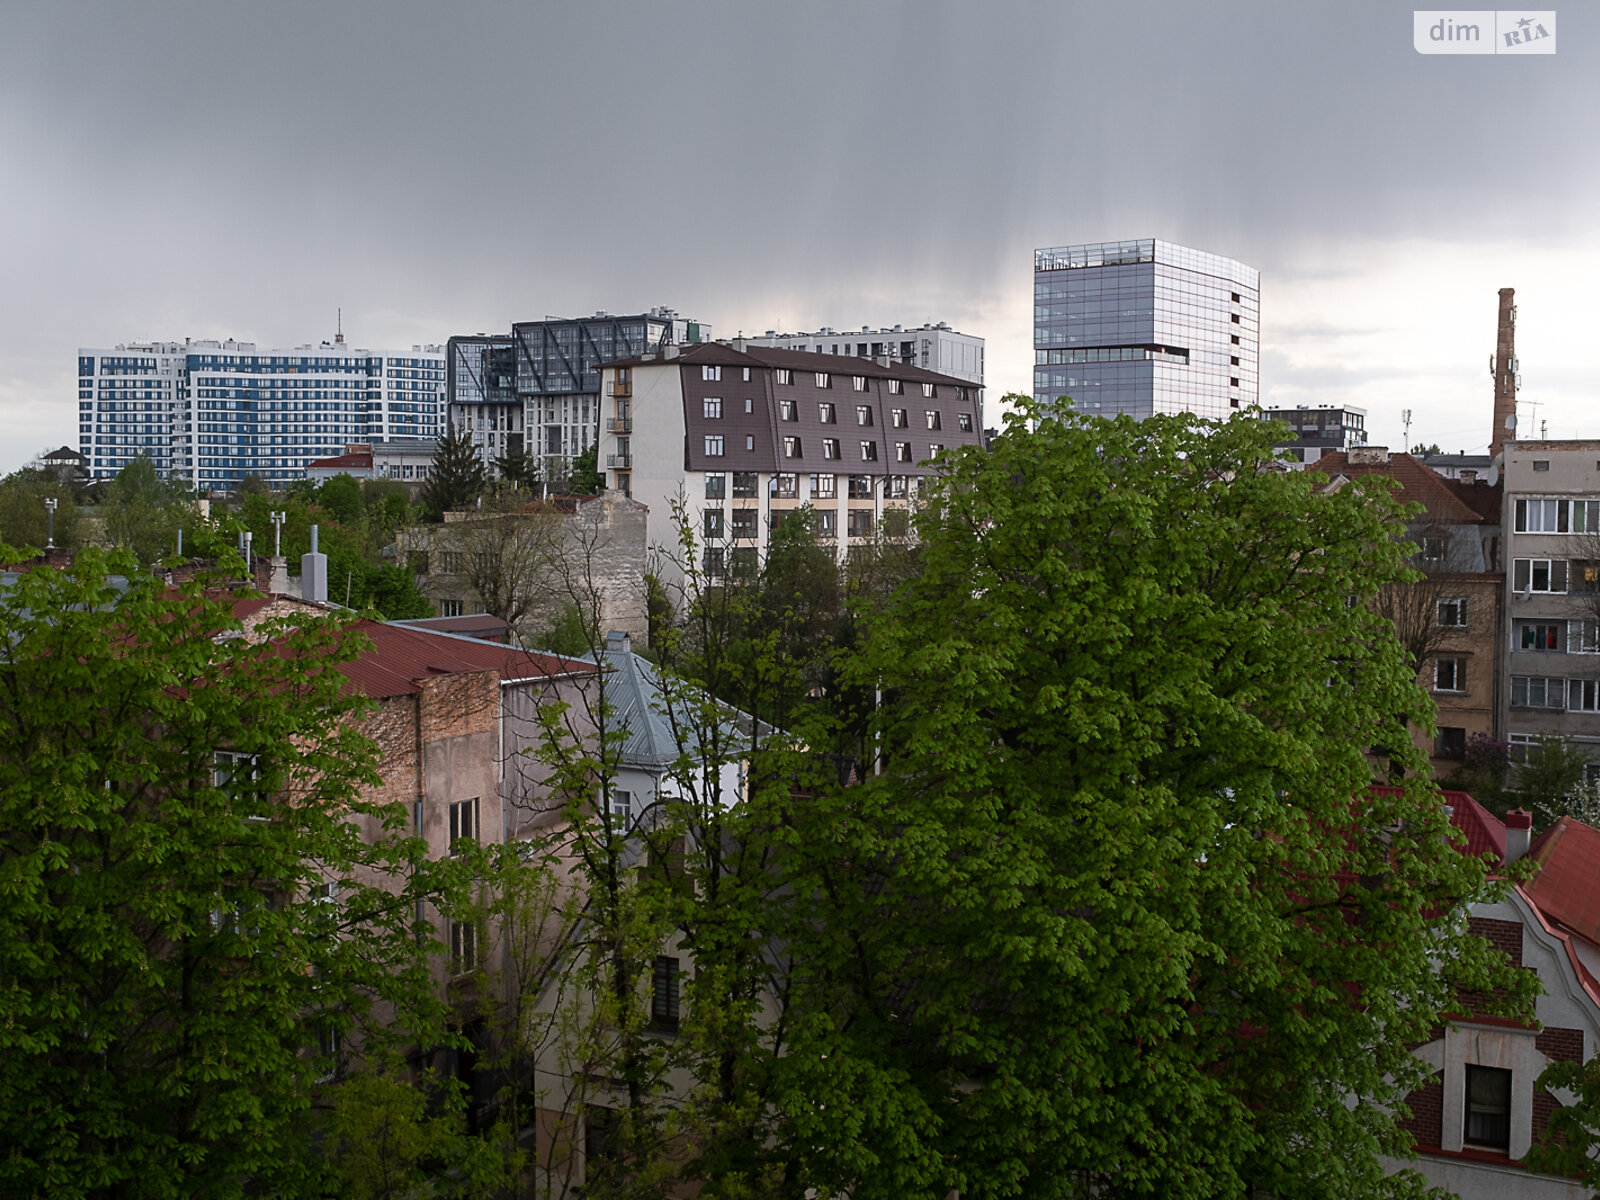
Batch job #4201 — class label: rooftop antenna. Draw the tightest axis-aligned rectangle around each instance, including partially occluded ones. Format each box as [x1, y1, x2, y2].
[336, 307, 345, 345]
[1401, 408, 1412, 453]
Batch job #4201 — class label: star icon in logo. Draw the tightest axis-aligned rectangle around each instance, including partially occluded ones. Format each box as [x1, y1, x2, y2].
[1517, 16, 1534, 29]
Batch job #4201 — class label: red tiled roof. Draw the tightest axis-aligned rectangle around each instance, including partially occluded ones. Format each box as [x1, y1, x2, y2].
[1524, 817, 1600, 945]
[336, 621, 594, 698]
[307, 451, 374, 470]
[1315, 451, 1500, 526]
[1368, 785, 1505, 864]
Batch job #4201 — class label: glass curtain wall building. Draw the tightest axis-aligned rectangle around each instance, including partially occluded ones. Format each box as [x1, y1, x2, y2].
[1033, 239, 1259, 419]
[447, 308, 708, 476]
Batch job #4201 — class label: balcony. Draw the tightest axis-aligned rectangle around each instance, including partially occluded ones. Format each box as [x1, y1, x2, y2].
[608, 381, 632, 398]
[607, 453, 633, 468]
[607, 416, 632, 433]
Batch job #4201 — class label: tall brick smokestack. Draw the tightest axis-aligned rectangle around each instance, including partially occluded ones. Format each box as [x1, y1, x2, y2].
[1490, 288, 1518, 458]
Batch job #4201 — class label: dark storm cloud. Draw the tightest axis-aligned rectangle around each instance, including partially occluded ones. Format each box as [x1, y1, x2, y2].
[2, 1, 1598, 463]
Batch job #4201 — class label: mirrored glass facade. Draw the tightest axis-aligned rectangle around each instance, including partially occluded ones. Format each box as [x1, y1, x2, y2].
[1033, 239, 1259, 420]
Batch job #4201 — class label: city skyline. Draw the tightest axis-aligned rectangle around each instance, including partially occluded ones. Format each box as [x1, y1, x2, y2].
[3, 2, 1598, 474]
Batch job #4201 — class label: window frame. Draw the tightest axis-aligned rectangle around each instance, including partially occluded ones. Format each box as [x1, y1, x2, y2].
[703, 397, 722, 419]
[704, 434, 725, 457]
[1463, 1064, 1513, 1153]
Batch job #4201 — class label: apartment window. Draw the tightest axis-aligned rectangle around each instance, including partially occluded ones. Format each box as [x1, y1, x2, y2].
[450, 920, 477, 975]
[848, 475, 872, 499]
[1231, 291, 1242, 302]
[819, 402, 836, 423]
[771, 473, 798, 499]
[1519, 622, 1562, 651]
[822, 438, 840, 460]
[892, 408, 908, 428]
[812, 473, 836, 498]
[744, 397, 753, 414]
[860, 441, 878, 462]
[1533, 460, 1550, 472]
[586, 1106, 622, 1166]
[703, 397, 722, 419]
[1572, 679, 1600, 712]
[742, 366, 751, 381]
[448, 798, 478, 854]
[886, 475, 908, 499]
[702, 365, 722, 381]
[1231, 335, 1241, 345]
[1230, 377, 1241, 388]
[816, 510, 837, 539]
[704, 547, 726, 577]
[651, 956, 680, 1031]
[848, 510, 874, 538]
[704, 509, 724, 538]
[1231, 355, 1241, 366]
[922, 382, 936, 398]
[958, 413, 973, 432]
[733, 472, 758, 498]
[930, 443, 945, 455]
[1517, 498, 1569, 533]
[1433, 658, 1466, 693]
[926, 410, 942, 431]
[1513, 558, 1568, 593]
[1435, 726, 1467, 760]
[780, 400, 798, 421]
[441, 550, 464, 574]
[856, 405, 874, 426]
[439, 599, 463, 617]
[1230, 314, 1242, 325]
[608, 789, 632, 825]
[212, 750, 257, 792]
[1421, 535, 1446, 562]
[745, 435, 754, 450]
[1464, 1066, 1512, 1152]
[783, 436, 803, 459]
[704, 434, 724, 457]
[775, 369, 792, 385]
[852, 376, 868, 392]
[1438, 597, 1467, 627]
[888, 379, 904, 395]
[1512, 676, 1566, 709]
[731, 509, 757, 538]
[1573, 620, 1600, 653]
[815, 372, 831, 389]
[705, 473, 726, 499]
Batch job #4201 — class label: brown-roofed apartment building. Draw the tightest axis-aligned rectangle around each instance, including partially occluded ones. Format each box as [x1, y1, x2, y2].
[598, 341, 984, 582]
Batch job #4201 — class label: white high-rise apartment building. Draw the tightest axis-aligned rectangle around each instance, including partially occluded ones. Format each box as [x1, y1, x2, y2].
[78, 337, 445, 491]
[746, 323, 984, 387]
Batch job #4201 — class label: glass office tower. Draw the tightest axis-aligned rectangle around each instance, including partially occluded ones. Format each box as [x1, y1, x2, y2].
[1033, 239, 1259, 419]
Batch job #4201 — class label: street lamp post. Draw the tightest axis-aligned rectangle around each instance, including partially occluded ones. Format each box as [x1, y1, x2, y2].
[270, 511, 287, 557]
[43, 498, 58, 550]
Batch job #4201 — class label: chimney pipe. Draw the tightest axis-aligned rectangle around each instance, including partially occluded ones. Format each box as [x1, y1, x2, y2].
[301, 523, 328, 604]
[1490, 288, 1517, 459]
[1505, 809, 1533, 863]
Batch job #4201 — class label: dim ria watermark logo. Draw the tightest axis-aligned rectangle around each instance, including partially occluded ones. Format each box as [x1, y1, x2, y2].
[1414, 10, 1555, 52]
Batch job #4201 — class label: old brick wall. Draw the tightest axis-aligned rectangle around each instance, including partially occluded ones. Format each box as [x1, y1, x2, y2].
[1400, 1078, 1445, 1149]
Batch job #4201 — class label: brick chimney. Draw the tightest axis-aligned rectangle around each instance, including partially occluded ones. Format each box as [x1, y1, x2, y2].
[1490, 288, 1517, 458]
[1505, 809, 1533, 863]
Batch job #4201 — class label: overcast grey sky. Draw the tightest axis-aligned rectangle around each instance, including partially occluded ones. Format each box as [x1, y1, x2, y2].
[2, 1, 1595, 470]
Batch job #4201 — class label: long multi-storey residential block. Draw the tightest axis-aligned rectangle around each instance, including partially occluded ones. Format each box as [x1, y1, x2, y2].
[1033, 238, 1259, 419]
[597, 341, 983, 583]
[78, 337, 444, 490]
[446, 308, 708, 477]
[745, 322, 984, 386]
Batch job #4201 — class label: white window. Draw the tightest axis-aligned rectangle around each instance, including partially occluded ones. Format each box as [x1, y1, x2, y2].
[745, 435, 754, 451]
[703, 398, 722, 419]
[892, 408, 908, 428]
[812, 473, 836, 499]
[744, 397, 753, 414]
[922, 382, 936, 398]
[702, 365, 722, 382]
[1437, 597, 1468, 627]
[926, 410, 942, 430]
[958, 413, 973, 432]
[1519, 621, 1562, 651]
[1572, 619, 1600, 653]
[448, 798, 478, 854]
[1433, 658, 1466, 693]
[888, 379, 904, 396]
[742, 367, 751, 381]
[819, 403, 836, 423]
[1513, 558, 1567, 593]
[1572, 679, 1600, 712]
[860, 441, 878, 462]
[780, 400, 797, 421]
[439, 599, 463, 617]
[853, 376, 868, 391]
[930, 443, 945, 455]
[822, 439, 840, 460]
[609, 789, 632, 825]
[1511, 676, 1566, 709]
[856, 406, 873, 426]
[776, 369, 792, 385]
[783, 436, 803, 459]
[895, 442, 912, 462]
[450, 920, 478, 974]
[705, 434, 725, 456]
[815, 372, 831, 389]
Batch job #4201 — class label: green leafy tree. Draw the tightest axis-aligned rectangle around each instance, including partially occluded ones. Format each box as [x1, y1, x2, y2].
[748, 401, 1529, 1199]
[0, 548, 468, 1198]
[566, 443, 605, 496]
[0, 467, 80, 551]
[103, 454, 198, 562]
[318, 472, 366, 525]
[1517, 733, 1590, 826]
[420, 422, 487, 521]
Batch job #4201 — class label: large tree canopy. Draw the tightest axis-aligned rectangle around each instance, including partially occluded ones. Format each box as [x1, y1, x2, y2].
[0, 548, 465, 1199]
[750, 404, 1525, 1199]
